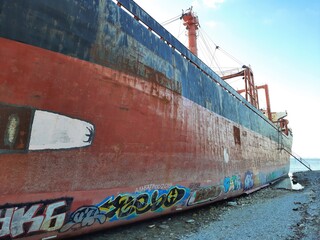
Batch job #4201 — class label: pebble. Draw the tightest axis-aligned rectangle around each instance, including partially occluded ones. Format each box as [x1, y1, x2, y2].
[185, 219, 195, 224]
[227, 201, 237, 206]
[158, 225, 169, 229]
[148, 224, 156, 229]
[298, 223, 305, 228]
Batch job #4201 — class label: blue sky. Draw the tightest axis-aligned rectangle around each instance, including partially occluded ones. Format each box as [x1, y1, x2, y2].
[134, 0, 320, 158]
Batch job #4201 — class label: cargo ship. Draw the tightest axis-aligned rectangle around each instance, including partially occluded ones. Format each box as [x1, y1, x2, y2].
[0, 0, 292, 239]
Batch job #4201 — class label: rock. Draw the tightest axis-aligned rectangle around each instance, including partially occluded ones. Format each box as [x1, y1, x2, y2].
[147, 224, 156, 229]
[298, 223, 305, 228]
[158, 224, 169, 229]
[185, 219, 195, 224]
[227, 201, 237, 206]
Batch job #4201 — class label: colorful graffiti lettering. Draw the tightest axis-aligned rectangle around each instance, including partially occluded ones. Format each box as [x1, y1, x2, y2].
[99, 186, 187, 219]
[231, 175, 242, 190]
[224, 175, 242, 192]
[60, 206, 106, 232]
[188, 185, 221, 205]
[60, 186, 187, 232]
[223, 177, 231, 192]
[244, 171, 254, 190]
[0, 198, 72, 238]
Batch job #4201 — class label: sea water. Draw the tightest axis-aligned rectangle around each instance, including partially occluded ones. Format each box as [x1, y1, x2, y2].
[289, 158, 320, 173]
[274, 158, 320, 190]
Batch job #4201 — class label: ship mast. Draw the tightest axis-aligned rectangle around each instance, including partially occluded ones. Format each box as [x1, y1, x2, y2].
[182, 7, 199, 56]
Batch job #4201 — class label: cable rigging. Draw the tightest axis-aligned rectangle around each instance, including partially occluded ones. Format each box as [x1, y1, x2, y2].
[161, 14, 181, 26]
[198, 27, 244, 68]
[161, 12, 246, 78]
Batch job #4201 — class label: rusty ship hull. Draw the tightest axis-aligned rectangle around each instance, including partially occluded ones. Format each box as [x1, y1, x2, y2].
[0, 0, 292, 239]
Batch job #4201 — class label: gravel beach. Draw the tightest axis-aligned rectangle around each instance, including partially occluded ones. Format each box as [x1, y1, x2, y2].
[74, 171, 320, 240]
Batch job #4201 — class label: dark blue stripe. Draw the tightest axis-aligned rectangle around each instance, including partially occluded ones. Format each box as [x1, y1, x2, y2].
[0, 0, 99, 61]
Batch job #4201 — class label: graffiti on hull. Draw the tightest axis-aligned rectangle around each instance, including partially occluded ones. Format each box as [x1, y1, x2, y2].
[188, 185, 222, 206]
[244, 171, 254, 190]
[0, 198, 72, 239]
[60, 186, 188, 232]
[60, 206, 106, 232]
[223, 174, 242, 193]
[0, 170, 271, 237]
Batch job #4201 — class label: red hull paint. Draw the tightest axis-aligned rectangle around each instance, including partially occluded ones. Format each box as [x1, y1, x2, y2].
[0, 38, 291, 239]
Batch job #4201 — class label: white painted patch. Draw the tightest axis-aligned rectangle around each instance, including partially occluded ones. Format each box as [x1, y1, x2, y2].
[223, 147, 229, 163]
[29, 111, 94, 150]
